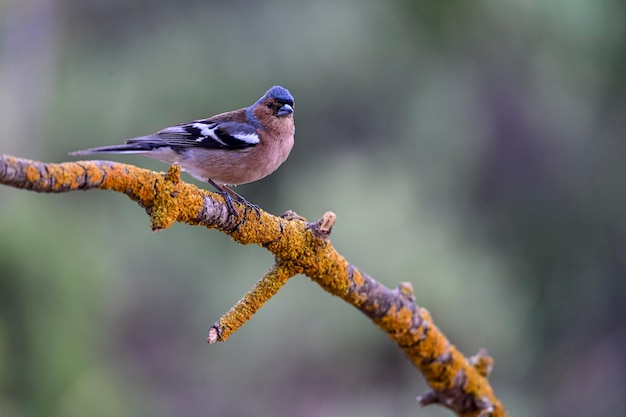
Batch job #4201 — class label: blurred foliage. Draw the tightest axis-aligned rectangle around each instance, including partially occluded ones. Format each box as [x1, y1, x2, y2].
[1, 0, 626, 416]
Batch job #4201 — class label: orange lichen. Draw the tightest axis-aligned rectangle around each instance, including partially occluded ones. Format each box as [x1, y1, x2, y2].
[24, 164, 42, 183]
[350, 267, 365, 287]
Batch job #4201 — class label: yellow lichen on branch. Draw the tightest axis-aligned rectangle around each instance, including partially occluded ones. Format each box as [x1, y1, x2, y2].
[0, 154, 507, 417]
[209, 262, 296, 343]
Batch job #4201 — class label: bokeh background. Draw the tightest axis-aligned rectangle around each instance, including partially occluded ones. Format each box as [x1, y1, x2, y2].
[1, 1, 625, 416]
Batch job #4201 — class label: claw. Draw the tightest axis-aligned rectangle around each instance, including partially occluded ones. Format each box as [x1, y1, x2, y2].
[208, 179, 261, 218]
[218, 189, 239, 215]
[236, 197, 261, 218]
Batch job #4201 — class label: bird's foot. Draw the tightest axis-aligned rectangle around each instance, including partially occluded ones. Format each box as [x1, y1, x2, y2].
[209, 180, 261, 219]
[218, 190, 239, 216]
[234, 196, 261, 218]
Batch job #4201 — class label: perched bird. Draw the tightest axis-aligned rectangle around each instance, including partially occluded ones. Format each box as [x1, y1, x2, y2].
[70, 85, 295, 215]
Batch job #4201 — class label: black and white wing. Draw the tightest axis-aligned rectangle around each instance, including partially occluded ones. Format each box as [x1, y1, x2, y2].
[143, 120, 260, 150]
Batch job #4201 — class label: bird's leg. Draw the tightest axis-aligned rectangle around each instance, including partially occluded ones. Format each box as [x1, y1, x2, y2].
[208, 179, 238, 215]
[223, 185, 261, 218]
[208, 180, 261, 218]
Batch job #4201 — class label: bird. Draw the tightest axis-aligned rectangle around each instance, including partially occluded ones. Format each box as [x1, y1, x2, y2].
[70, 85, 295, 216]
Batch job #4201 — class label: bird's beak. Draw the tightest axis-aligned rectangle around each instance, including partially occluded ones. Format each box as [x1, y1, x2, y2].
[277, 104, 293, 117]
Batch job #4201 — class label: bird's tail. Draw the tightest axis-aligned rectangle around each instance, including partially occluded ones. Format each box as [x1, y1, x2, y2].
[69, 138, 155, 156]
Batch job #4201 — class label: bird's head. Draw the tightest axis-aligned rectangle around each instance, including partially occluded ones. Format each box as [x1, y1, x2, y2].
[248, 85, 295, 133]
[257, 85, 294, 117]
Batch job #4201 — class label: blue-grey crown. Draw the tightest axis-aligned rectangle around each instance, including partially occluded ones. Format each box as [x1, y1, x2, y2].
[264, 85, 294, 105]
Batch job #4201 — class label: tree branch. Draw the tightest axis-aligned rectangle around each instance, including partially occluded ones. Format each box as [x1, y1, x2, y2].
[0, 154, 507, 417]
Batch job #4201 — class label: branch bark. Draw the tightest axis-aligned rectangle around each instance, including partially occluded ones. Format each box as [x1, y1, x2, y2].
[0, 154, 507, 417]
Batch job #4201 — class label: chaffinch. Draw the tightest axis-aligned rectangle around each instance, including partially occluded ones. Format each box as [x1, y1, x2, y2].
[71, 85, 295, 215]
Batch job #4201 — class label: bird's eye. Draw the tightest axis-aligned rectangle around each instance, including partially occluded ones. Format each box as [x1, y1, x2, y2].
[267, 102, 274, 109]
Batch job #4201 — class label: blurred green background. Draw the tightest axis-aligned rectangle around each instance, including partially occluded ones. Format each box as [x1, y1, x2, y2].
[1, 0, 625, 416]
